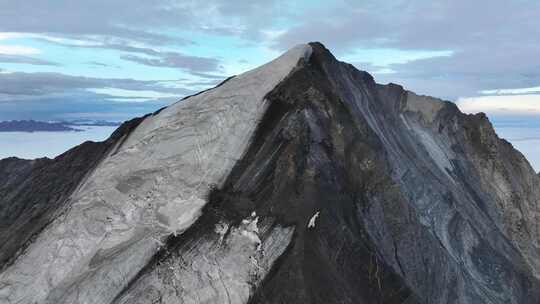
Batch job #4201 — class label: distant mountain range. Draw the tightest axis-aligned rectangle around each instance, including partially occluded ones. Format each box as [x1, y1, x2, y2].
[63, 119, 123, 127]
[0, 120, 121, 132]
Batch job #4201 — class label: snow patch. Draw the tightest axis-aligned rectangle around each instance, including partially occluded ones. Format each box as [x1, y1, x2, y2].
[240, 212, 262, 250]
[308, 211, 320, 229]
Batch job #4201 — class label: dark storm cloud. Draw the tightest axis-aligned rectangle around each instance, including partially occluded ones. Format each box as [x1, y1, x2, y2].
[0, 54, 60, 66]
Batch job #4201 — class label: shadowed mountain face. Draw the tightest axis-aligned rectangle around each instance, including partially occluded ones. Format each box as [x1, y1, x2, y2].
[1, 43, 540, 304]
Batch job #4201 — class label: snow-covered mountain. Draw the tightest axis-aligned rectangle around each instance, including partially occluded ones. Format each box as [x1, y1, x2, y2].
[1, 42, 540, 304]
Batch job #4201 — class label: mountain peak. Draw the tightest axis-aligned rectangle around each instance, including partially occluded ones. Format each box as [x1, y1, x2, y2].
[1, 43, 540, 304]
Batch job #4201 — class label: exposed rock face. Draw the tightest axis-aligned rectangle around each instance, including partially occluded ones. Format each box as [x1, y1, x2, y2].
[1, 42, 540, 304]
[0, 116, 145, 270]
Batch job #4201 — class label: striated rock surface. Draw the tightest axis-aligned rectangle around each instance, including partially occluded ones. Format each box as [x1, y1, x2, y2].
[0, 116, 146, 271]
[1, 42, 540, 304]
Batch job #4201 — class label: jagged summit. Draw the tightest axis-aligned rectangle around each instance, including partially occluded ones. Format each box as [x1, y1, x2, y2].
[1, 43, 540, 304]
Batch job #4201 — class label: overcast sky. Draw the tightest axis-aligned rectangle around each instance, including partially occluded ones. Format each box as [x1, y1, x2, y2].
[0, 0, 538, 168]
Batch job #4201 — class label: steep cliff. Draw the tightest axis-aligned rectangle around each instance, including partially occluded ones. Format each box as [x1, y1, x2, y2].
[0, 43, 539, 304]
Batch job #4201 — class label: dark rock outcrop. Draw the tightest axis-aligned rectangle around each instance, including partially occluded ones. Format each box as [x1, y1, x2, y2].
[1, 43, 539, 304]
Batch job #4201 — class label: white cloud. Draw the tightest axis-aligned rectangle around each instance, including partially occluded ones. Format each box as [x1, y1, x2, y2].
[0, 31, 96, 46]
[480, 86, 540, 95]
[0, 44, 40, 55]
[0, 32, 24, 40]
[35, 35, 98, 46]
[88, 88, 179, 101]
[261, 29, 287, 40]
[456, 94, 540, 115]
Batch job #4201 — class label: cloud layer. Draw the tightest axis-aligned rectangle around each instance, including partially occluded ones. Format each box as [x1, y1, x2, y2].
[1, 0, 540, 120]
[457, 95, 540, 116]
